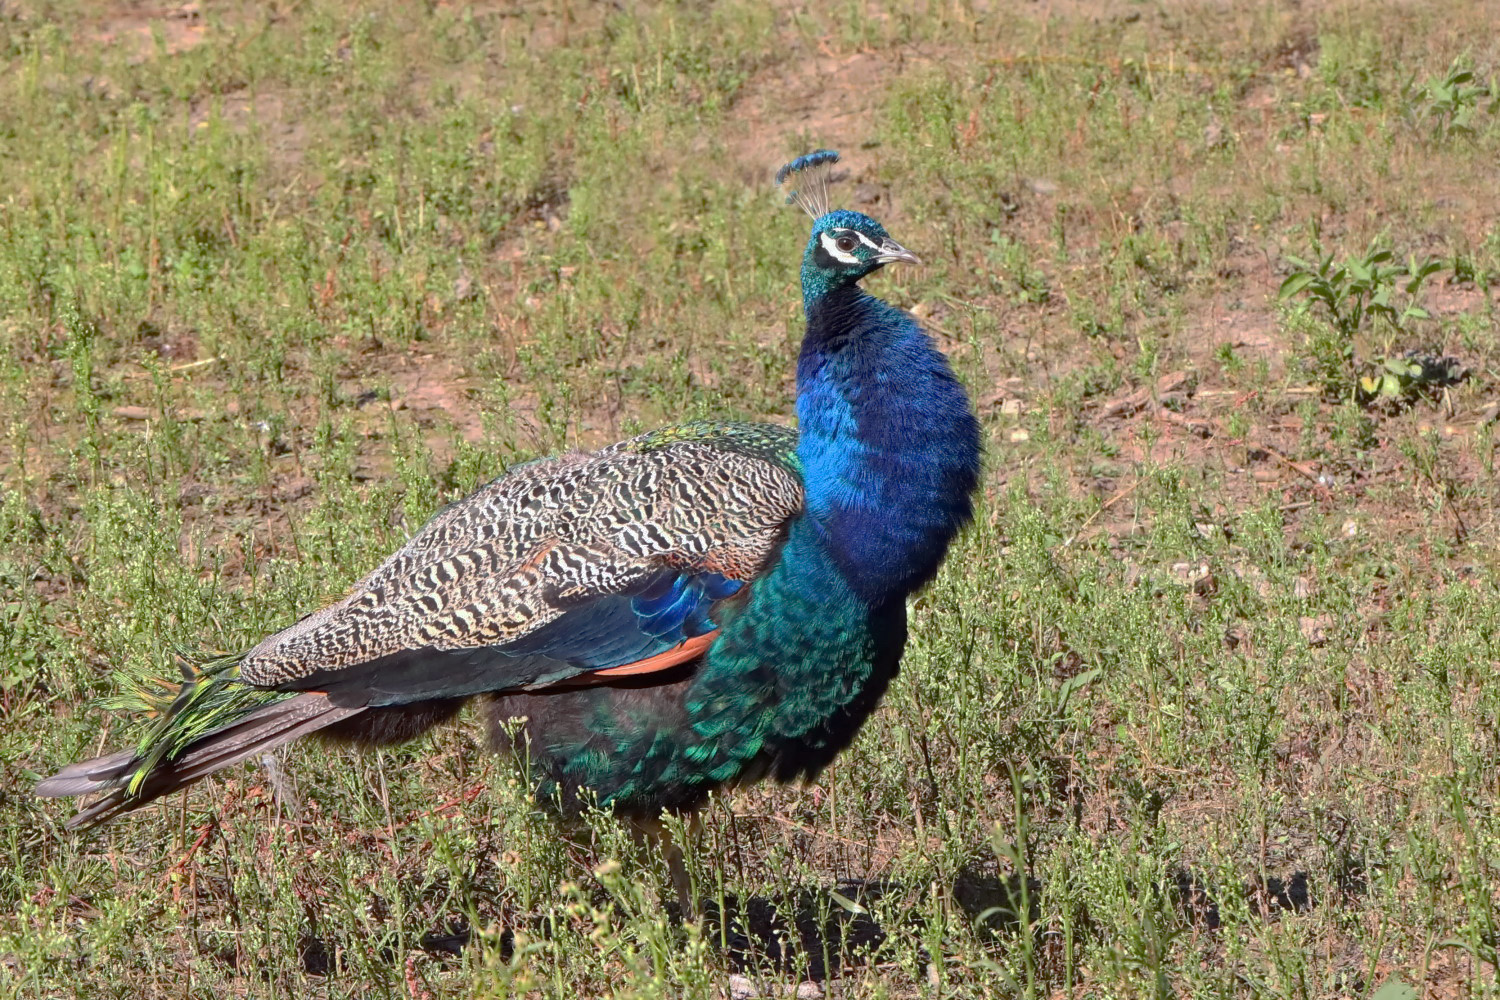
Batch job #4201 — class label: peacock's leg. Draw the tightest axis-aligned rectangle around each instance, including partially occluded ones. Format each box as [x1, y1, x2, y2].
[665, 836, 693, 920]
[629, 815, 701, 920]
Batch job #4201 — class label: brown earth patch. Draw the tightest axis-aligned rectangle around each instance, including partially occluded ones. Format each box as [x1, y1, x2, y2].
[86, 1, 209, 62]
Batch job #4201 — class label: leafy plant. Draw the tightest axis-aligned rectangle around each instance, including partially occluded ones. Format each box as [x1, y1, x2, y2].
[1401, 63, 1500, 139]
[1279, 248, 1439, 339]
[1279, 246, 1448, 403]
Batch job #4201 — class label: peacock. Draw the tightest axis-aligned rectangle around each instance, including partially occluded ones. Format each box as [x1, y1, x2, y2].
[37, 151, 981, 903]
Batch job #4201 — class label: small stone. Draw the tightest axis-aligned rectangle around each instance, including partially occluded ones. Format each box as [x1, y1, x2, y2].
[1293, 577, 1313, 599]
[1155, 369, 1191, 395]
[1170, 562, 1210, 584]
[1342, 520, 1359, 538]
[1000, 399, 1023, 417]
[725, 974, 823, 998]
[1299, 616, 1331, 647]
[1008, 428, 1030, 442]
[177, 482, 214, 504]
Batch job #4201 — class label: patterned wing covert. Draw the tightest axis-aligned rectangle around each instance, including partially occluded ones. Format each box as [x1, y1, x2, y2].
[238, 422, 802, 691]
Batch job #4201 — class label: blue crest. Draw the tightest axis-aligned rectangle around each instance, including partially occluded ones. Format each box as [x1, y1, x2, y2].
[776, 150, 840, 219]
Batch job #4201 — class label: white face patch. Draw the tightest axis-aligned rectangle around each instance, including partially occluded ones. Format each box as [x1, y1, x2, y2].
[819, 231, 862, 265]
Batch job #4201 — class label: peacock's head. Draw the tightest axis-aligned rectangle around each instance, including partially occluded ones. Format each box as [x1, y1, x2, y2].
[806, 210, 920, 279]
[777, 151, 919, 294]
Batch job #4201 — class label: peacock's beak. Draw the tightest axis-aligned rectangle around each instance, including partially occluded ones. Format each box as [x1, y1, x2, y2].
[873, 238, 921, 266]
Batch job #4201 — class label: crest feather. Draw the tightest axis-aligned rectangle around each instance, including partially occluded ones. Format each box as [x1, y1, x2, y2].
[775, 150, 840, 220]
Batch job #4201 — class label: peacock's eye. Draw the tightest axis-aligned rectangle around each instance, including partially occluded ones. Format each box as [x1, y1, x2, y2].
[835, 235, 857, 253]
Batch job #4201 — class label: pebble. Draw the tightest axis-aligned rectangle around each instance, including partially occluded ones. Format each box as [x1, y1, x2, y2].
[726, 974, 823, 999]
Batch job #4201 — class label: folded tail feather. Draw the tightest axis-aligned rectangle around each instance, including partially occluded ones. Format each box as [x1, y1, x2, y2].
[37, 655, 365, 830]
[38, 693, 365, 829]
[32, 747, 139, 798]
[38, 629, 721, 830]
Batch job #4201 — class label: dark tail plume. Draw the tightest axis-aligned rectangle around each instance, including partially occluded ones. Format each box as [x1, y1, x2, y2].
[37, 693, 364, 829]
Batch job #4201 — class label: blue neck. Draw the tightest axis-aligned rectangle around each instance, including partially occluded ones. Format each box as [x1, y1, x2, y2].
[794, 283, 981, 605]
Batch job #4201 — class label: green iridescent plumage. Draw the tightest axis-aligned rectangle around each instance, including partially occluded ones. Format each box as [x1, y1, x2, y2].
[107, 655, 289, 795]
[487, 519, 894, 817]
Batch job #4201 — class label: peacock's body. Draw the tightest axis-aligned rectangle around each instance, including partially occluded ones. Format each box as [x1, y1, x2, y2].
[38, 151, 981, 839]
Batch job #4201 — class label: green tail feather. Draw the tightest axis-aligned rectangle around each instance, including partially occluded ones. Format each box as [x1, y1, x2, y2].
[105, 653, 295, 795]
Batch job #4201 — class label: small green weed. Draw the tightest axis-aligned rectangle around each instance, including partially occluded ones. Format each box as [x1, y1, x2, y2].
[1279, 244, 1447, 403]
[1401, 63, 1500, 139]
[985, 232, 1051, 305]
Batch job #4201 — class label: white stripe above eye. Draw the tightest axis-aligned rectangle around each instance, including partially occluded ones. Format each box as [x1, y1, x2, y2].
[820, 231, 861, 264]
[853, 231, 884, 252]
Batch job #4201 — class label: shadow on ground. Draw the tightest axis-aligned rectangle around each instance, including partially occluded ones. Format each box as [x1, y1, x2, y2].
[288, 860, 1366, 984]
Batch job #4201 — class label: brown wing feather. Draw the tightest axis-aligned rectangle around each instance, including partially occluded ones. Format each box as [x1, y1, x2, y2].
[239, 424, 801, 689]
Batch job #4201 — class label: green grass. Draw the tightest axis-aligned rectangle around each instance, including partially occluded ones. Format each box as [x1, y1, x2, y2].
[4, 0, 1500, 996]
